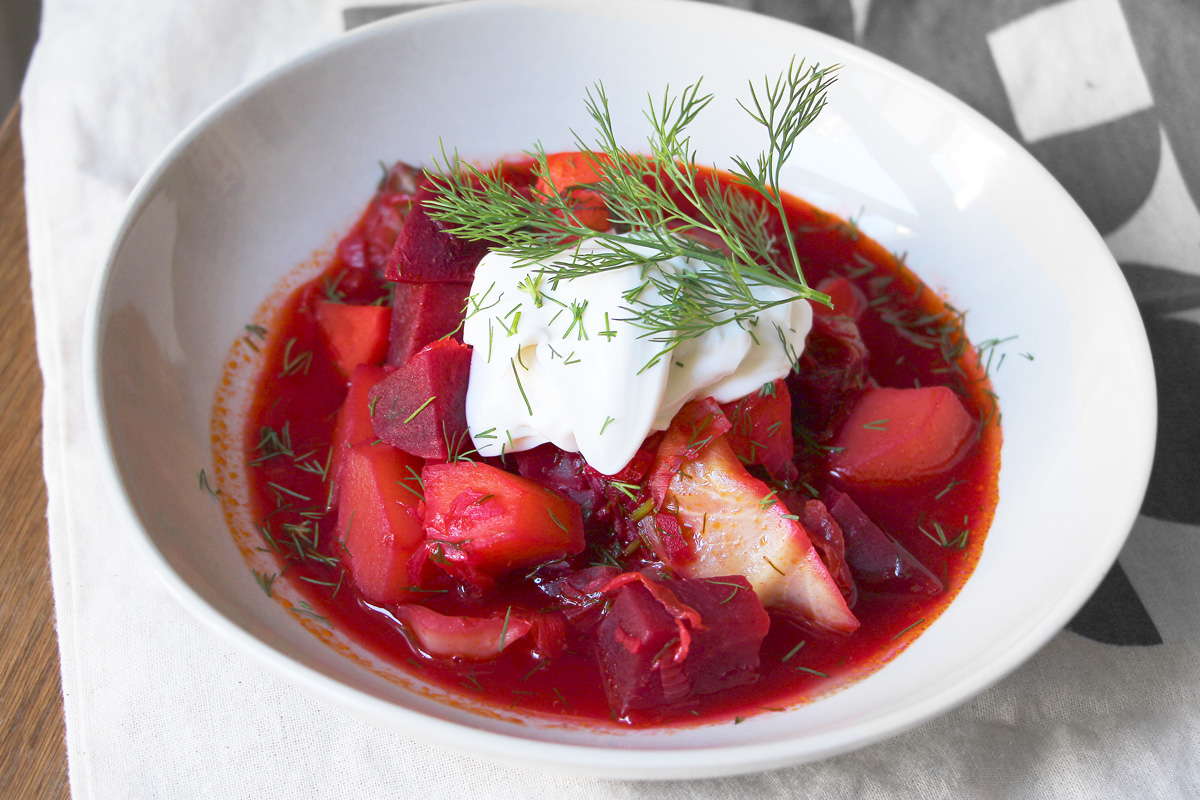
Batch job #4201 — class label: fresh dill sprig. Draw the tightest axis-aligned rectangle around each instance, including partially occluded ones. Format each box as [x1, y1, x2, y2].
[422, 61, 836, 364]
[252, 569, 276, 597]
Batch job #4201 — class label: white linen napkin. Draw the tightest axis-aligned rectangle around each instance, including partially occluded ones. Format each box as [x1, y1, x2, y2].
[24, 0, 1200, 797]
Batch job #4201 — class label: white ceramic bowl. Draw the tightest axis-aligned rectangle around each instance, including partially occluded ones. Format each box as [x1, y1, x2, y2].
[84, 0, 1156, 779]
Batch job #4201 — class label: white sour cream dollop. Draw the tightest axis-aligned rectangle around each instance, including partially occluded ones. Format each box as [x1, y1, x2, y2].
[462, 241, 812, 475]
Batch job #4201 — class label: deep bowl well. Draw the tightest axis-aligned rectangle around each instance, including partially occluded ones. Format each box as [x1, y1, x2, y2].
[85, 0, 1156, 779]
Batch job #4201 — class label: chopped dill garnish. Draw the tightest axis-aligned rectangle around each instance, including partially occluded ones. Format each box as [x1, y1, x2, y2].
[256, 524, 281, 554]
[918, 521, 970, 550]
[198, 469, 221, 498]
[323, 269, 348, 302]
[563, 300, 589, 341]
[252, 570, 276, 597]
[498, 605, 513, 650]
[522, 660, 548, 682]
[495, 313, 518, 337]
[291, 450, 327, 482]
[279, 337, 313, 378]
[267, 482, 310, 503]
[892, 619, 926, 640]
[934, 479, 965, 500]
[758, 489, 780, 511]
[511, 358, 533, 415]
[292, 601, 330, 626]
[703, 579, 746, 604]
[611, 481, 641, 501]
[250, 422, 294, 464]
[443, 424, 479, 463]
[599, 311, 618, 341]
[403, 395, 437, 424]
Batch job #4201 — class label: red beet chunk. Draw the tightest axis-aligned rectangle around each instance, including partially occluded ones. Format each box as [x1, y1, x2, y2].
[823, 489, 942, 597]
[789, 312, 870, 438]
[422, 461, 586, 580]
[829, 386, 976, 486]
[720, 378, 798, 483]
[597, 580, 682, 715]
[315, 301, 390, 377]
[337, 161, 423, 273]
[544, 565, 621, 609]
[669, 577, 770, 696]
[386, 282, 471, 367]
[384, 184, 489, 283]
[596, 573, 769, 719]
[792, 495, 857, 608]
[328, 363, 389, 508]
[369, 339, 471, 460]
[542, 566, 622, 633]
[335, 441, 425, 605]
[515, 444, 608, 520]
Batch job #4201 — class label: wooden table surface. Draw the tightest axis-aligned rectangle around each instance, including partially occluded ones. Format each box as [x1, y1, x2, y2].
[0, 104, 70, 799]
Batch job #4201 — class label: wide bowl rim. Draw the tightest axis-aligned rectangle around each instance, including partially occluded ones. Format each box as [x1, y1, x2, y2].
[82, 0, 1158, 779]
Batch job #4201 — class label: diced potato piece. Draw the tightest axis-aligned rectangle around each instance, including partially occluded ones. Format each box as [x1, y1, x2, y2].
[335, 441, 424, 604]
[534, 151, 611, 231]
[422, 461, 585, 577]
[830, 386, 975, 486]
[315, 300, 390, 377]
[327, 363, 388, 509]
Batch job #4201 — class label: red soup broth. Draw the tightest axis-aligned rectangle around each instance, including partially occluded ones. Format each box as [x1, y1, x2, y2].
[220, 158, 1001, 726]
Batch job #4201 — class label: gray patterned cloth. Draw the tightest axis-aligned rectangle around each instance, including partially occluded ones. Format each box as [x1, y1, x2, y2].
[23, 0, 1199, 797]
